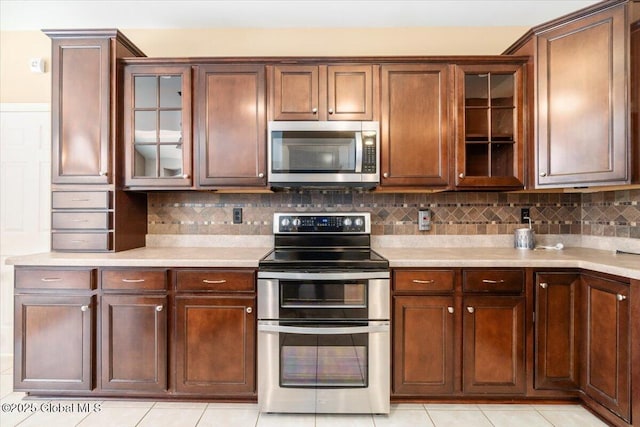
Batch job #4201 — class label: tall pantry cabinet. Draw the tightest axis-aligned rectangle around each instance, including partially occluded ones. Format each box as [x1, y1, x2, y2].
[45, 30, 147, 252]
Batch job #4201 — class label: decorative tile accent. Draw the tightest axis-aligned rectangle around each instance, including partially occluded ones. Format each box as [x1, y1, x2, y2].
[582, 189, 640, 239]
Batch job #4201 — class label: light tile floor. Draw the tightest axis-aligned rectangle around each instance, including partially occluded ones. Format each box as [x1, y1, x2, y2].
[0, 356, 609, 427]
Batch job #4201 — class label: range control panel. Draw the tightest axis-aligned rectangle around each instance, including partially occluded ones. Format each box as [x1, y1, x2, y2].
[274, 213, 370, 234]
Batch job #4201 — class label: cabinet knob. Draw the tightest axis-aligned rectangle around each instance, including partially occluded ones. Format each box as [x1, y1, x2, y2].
[539, 282, 548, 289]
[156, 305, 163, 312]
[312, 108, 318, 114]
[182, 174, 189, 179]
[258, 172, 265, 178]
[540, 172, 547, 177]
[99, 171, 107, 176]
[447, 307, 454, 314]
[459, 173, 464, 179]
[80, 305, 89, 312]
[617, 294, 627, 301]
[246, 307, 253, 314]
[467, 307, 474, 313]
[328, 108, 334, 114]
[383, 172, 389, 178]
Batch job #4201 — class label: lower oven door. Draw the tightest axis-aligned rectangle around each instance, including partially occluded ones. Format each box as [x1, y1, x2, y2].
[258, 320, 390, 414]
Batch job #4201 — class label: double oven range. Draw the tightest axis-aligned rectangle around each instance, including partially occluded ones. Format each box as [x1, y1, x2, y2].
[258, 213, 390, 414]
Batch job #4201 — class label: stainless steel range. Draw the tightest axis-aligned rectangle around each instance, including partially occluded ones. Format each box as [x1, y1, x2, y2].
[257, 212, 390, 414]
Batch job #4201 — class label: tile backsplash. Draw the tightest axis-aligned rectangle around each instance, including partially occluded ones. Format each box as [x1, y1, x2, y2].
[148, 189, 639, 238]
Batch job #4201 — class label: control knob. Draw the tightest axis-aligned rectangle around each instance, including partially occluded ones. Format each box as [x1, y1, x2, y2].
[343, 218, 353, 227]
[292, 218, 302, 227]
[280, 218, 291, 227]
[354, 217, 364, 227]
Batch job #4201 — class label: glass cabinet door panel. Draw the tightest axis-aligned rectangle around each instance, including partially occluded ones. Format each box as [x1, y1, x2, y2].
[159, 76, 182, 108]
[134, 111, 157, 142]
[465, 74, 488, 106]
[491, 144, 514, 177]
[134, 145, 157, 177]
[159, 145, 183, 177]
[465, 108, 489, 140]
[490, 74, 514, 106]
[134, 76, 157, 109]
[491, 109, 514, 141]
[159, 110, 182, 142]
[465, 144, 489, 176]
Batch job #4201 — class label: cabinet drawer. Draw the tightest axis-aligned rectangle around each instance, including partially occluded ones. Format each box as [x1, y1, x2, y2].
[15, 268, 95, 290]
[52, 212, 110, 230]
[394, 270, 455, 293]
[52, 191, 110, 209]
[101, 269, 167, 291]
[176, 270, 255, 292]
[463, 269, 524, 293]
[52, 232, 112, 251]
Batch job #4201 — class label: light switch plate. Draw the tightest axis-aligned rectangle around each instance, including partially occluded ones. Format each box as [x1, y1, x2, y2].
[418, 209, 431, 231]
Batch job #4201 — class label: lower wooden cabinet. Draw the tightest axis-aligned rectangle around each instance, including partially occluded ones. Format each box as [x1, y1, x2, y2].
[100, 294, 167, 392]
[582, 273, 630, 422]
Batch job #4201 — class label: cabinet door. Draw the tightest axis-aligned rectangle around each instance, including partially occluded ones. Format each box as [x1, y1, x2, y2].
[14, 295, 93, 391]
[175, 295, 256, 395]
[101, 295, 167, 392]
[123, 65, 192, 188]
[582, 274, 630, 421]
[535, 272, 580, 390]
[196, 65, 266, 187]
[272, 65, 321, 121]
[463, 296, 525, 394]
[51, 38, 111, 184]
[455, 64, 524, 188]
[380, 64, 450, 187]
[393, 296, 455, 395]
[536, 4, 628, 187]
[327, 65, 375, 121]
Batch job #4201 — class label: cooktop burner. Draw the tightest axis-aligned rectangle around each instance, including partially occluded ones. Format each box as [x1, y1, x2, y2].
[259, 248, 389, 270]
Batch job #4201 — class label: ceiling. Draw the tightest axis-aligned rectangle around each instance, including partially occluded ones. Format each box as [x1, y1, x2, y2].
[1, 0, 601, 31]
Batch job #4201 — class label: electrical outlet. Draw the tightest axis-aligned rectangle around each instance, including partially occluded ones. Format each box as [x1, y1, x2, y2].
[521, 207, 530, 224]
[418, 209, 431, 231]
[233, 208, 242, 224]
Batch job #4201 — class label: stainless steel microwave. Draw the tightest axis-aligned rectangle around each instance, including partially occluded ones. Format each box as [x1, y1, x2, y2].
[267, 121, 380, 189]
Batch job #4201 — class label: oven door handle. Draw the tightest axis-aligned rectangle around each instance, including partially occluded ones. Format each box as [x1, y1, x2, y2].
[258, 321, 389, 335]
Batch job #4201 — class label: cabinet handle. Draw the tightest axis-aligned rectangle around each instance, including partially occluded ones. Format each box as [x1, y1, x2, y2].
[540, 172, 547, 177]
[258, 172, 265, 178]
[482, 279, 505, 284]
[539, 282, 548, 289]
[617, 294, 627, 301]
[156, 305, 163, 312]
[447, 307, 454, 314]
[328, 108, 334, 114]
[122, 278, 145, 283]
[203, 279, 227, 284]
[459, 173, 464, 179]
[71, 240, 86, 243]
[383, 172, 389, 178]
[412, 279, 435, 284]
[182, 174, 190, 179]
[80, 305, 89, 312]
[71, 219, 88, 223]
[41, 277, 62, 282]
[312, 108, 318, 114]
[246, 307, 253, 314]
[99, 171, 107, 176]
[467, 307, 474, 313]
[71, 198, 90, 202]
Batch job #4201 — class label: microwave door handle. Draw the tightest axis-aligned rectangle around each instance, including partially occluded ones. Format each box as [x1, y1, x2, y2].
[354, 132, 363, 173]
[258, 322, 389, 335]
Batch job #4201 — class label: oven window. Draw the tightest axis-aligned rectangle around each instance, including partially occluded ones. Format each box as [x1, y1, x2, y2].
[280, 280, 366, 308]
[271, 131, 357, 173]
[280, 329, 368, 388]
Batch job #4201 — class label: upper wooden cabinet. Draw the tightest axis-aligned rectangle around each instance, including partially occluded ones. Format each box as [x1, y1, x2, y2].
[195, 64, 267, 187]
[380, 64, 451, 188]
[270, 64, 378, 121]
[535, 2, 631, 188]
[123, 64, 193, 188]
[454, 63, 525, 189]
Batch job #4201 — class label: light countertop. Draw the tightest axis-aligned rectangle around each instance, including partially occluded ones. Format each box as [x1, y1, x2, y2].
[5, 245, 640, 280]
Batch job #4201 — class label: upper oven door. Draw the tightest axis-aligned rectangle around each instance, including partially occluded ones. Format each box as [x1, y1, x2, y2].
[268, 121, 379, 186]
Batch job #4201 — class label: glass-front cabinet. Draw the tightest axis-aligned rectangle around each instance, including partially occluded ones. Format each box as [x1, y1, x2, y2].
[123, 64, 192, 187]
[454, 64, 524, 188]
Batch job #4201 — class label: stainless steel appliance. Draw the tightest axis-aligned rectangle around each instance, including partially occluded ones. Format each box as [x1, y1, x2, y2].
[267, 121, 380, 188]
[258, 212, 390, 414]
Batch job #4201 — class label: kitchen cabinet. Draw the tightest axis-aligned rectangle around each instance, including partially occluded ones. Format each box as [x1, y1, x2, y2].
[392, 270, 456, 395]
[123, 64, 192, 188]
[380, 64, 451, 188]
[454, 63, 525, 189]
[45, 30, 147, 252]
[100, 268, 168, 393]
[535, 2, 630, 188]
[174, 269, 256, 396]
[195, 64, 267, 187]
[270, 64, 378, 121]
[461, 269, 526, 395]
[13, 267, 96, 392]
[534, 272, 580, 391]
[582, 273, 630, 423]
